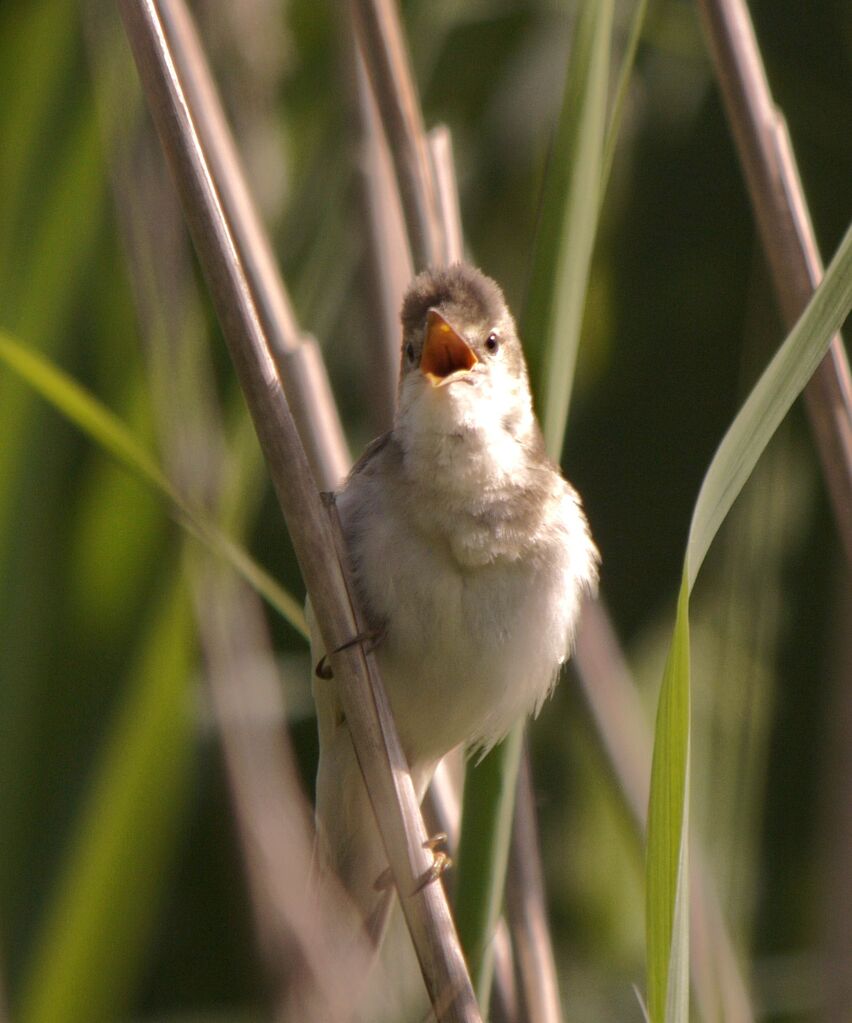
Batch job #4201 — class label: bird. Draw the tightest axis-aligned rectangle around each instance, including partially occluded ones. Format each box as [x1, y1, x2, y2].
[311, 262, 598, 942]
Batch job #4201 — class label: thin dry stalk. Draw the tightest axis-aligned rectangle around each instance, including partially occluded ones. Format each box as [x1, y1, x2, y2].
[349, 0, 444, 268]
[573, 601, 755, 1023]
[119, 4, 481, 1020]
[358, 71, 534, 1016]
[100, 95, 370, 1023]
[157, 0, 350, 490]
[428, 126, 465, 267]
[193, 566, 375, 1022]
[697, 0, 852, 564]
[506, 752, 563, 1023]
[352, 44, 412, 433]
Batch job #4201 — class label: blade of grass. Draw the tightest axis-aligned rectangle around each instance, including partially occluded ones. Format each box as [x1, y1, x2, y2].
[687, 220, 852, 585]
[454, 725, 523, 1014]
[646, 220, 852, 1023]
[17, 574, 195, 1023]
[646, 572, 690, 1023]
[0, 97, 105, 544]
[600, 0, 650, 199]
[572, 600, 755, 1022]
[0, 330, 307, 637]
[696, 0, 852, 563]
[524, 0, 613, 458]
[455, 1, 613, 1011]
[0, 0, 79, 275]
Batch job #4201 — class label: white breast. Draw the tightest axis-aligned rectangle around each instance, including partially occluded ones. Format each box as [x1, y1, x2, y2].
[339, 466, 596, 768]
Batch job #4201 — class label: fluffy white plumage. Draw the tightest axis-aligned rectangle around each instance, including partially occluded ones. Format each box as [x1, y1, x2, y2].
[312, 263, 598, 936]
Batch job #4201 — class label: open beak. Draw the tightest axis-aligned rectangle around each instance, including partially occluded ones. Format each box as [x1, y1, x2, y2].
[420, 309, 478, 386]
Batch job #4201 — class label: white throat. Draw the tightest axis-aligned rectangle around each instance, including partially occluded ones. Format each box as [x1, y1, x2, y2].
[397, 368, 535, 496]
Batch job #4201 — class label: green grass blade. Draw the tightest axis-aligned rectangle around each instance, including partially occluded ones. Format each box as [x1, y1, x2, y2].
[0, 330, 308, 638]
[646, 221, 852, 1023]
[453, 725, 523, 1013]
[454, 0, 614, 1005]
[600, 0, 650, 199]
[646, 572, 690, 1023]
[17, 576, 195, 1023]
[524, 0, 613, 458]
[0, 0, 79, 275]
[0, 97, 105, 544]
[687, 220, 852, 587]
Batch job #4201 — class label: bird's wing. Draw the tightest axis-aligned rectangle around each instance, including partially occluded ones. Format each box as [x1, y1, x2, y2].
[347, 430, 393, 480]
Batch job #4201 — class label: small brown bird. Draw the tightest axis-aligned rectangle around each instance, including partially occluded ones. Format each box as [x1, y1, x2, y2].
[312, 262, 598, 937]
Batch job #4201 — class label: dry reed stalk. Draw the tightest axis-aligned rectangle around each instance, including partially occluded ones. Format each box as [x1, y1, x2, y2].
[349, 0, 444, 269]
[351, 50, 526, 1018]
[697, 0, 852, 564]
[352, 44, 412, 433]
[192, 566, 375, 1022]
[428, 126, 465, 267]
[156, 0, 349, 491]
[506, 752, 563, 1023]
[119, 3, 482, 1020]
[96, 65, 371, 1021]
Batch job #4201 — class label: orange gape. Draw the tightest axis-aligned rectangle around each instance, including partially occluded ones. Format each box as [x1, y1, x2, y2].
[420, 309, 478, 384]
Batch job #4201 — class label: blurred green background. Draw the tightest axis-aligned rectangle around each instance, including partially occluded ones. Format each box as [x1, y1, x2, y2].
[0, 0, 849, 1020]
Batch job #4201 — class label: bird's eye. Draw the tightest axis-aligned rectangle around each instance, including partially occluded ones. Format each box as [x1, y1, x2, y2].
[485, 332, 500, 354]
[405, 341, 416, 363]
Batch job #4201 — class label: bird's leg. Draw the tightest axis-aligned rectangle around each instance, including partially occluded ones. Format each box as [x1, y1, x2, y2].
[413, 833, 452, 893]
[370, 832, 452, 900]
[314, 623, 387, 680]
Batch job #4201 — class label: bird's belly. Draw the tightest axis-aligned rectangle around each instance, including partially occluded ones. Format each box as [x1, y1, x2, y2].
[372, 547, 567, 765]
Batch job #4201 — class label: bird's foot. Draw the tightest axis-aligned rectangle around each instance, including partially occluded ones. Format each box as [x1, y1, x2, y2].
[370, 833, 452, 897]
[413, 833, 452, 894]
[314, 624, 387, 680]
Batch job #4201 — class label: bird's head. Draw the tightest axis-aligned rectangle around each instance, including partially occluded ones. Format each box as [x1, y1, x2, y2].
[396, 263, 536, 445]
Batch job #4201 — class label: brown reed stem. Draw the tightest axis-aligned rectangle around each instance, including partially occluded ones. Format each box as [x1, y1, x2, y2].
[156, 0, 350, 491]
[119, 3, 482, 1019]
[697, 0, 852, 565]
[349, 0, 444, 268]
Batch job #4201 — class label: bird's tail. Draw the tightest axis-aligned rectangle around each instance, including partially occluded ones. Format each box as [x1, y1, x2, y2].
[314, 722, 396, 945]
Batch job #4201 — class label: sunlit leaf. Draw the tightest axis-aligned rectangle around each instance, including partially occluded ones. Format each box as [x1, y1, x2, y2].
[646, 572, 690, 1023]
[524, 0, 613, 459]
[454, 724, 523, 1010]
[0, 330, 308, 638]
[646, 219, 852, 1023]
[600, 0, 650, 197]
[687, 222, 852, 587]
